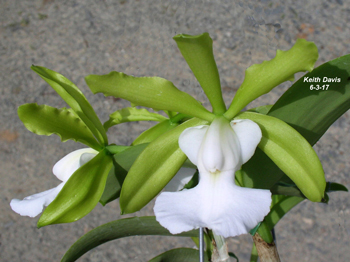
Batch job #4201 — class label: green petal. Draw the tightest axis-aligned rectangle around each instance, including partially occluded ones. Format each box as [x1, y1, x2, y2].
[18, 104, 101, 150]
[174, 33, 226, 114]
[86, 72, 214, 122]
[225, 39, 318, 119]
[31, 66, 108, 145]
[120, 118, 208, 214]
[132, 119, 179, 145]
[37, 149, 113, 227]
[237, 112, 326, 202]
[104, 107, 168, 131]
[61, 216, 197, 262]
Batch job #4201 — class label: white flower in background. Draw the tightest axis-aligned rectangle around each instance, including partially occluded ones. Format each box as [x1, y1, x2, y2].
[10, 148, 98, 217]
[154, 117, 272, 238]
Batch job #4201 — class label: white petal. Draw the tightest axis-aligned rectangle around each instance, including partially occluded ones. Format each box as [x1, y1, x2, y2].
[53, 148, 98, 182]
[199, 117, 241, 172]
[154, 169, 271, 237]
[163, 167, 196, 192]
[230, 119, 262, 164]
[178, 125, 208, 166]
[10, 183, 64, 217]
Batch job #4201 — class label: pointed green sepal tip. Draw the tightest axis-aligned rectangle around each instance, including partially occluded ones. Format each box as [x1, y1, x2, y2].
[173, 33, 226, 115]
[225, 38, 318, 119]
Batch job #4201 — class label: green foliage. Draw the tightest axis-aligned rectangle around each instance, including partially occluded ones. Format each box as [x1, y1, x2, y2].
[18, 103, 101, 150]
[149, 248, 210, 262]
[38, 149, 113, 227]
[61, 216, 197, 262]
[174, 33, 225, 114]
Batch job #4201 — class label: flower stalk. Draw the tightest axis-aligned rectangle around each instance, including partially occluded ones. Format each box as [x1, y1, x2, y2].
[211, 234, 229, 262]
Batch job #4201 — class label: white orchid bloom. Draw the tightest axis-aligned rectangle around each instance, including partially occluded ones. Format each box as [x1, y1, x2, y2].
[10, 148, 98, 217]
[154, 117, 272, 238]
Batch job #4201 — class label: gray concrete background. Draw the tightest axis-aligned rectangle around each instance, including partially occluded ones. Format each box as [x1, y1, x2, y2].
[1, 0, 350, 261]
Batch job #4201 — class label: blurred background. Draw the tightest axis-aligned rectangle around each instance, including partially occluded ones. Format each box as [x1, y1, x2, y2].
[1, 0, 349, 261]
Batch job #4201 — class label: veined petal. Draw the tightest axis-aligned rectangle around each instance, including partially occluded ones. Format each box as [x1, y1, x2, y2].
[154, 169, 271, 237]
[178, 125, 208, 166]
[163, 167, 196, 192]
[10, 183, 64, 217]
[53, 148, 98, 182]
[230, 119, 262, 164]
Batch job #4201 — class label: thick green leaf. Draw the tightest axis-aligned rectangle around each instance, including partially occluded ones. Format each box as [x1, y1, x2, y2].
[104, 107, 167, 131]
[99, 160, 127, 206]
[18, 104, 101, 150]
[225, 39, 318, 119]
[326, 181, 348, 192]
[263, 195, 304, 232]
[132, 119, 179, 145]
[31, 66, 107, 145]
[38, 149, 113, 227]
[114, 143, 149, 171]
[237, 112, 326, 202]
[149, 248, 209, 262]
[242, 54, 350, 190]
[120, 118, 208, 214]
[61, 216, 197, 262]
[174, 33, 225, 114]
[86, 72, 215, 122]
[268, 53, 350, 145]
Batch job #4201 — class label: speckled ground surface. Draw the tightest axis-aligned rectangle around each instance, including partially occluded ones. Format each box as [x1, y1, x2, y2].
[1, 0, 350, 261]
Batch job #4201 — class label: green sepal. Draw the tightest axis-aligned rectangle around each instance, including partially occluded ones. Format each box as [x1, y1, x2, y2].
[37, 149, 113, 227]
[18, 103, 101, 150]
[86, 71, 215, 122]
[149, 248, 210, 262]
[241, 54, 350, 190]
[174, 33, 225, 114]
[103, 107, 168, 131]
[31, 66, 108, 145]
[132, 119, 179, 145]
[120, 118, 208, 214]
[61, 216, 197, 262]
[237, 112, 326, 202]
[225, 39, 318, 119]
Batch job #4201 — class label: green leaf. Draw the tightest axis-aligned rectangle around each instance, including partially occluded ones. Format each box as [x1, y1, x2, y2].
[103, 107, 168, 131]
[225, 39, 318, 119]
[242, 54, 350, 191]
[149, 248, 209, 262]
[99, 160, 127, 206]
[114, 143, 149, 171]
[18, 104, 101, 150]
[38, 149, 113, 227]
[120, 118, 208, 214]
[263, 195, 304, 232]
[268, 53, 350, 145]
[174, 33, 226, 114]
[237, 112, 326, 202]
[86, 71, 215, 122]
[61, 216, 197, 262]
[31, 66, 108, 145]
[326, 181, 348, 192]
[132, 119, 179, 145]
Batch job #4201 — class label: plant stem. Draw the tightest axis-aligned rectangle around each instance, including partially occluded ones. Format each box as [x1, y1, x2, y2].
[252, 233, 281, 262]
[211, 233, 229, 262]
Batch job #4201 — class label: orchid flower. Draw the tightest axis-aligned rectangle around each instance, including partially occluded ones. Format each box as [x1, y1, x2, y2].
[10, 148, 98, 218]
[154, 116, 271, 237]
